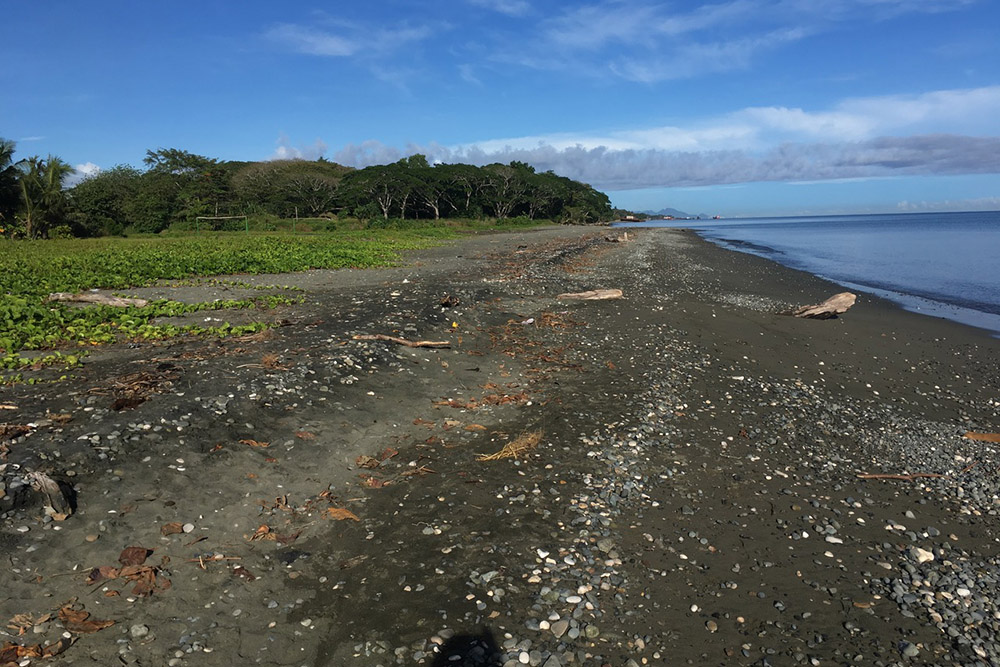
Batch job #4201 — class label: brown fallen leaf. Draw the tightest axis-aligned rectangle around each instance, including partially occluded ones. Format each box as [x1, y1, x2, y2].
[118, 546, 152, 567]
[233, 566, 257, 582]
[248, 525, 275, 541]
[355, 454, 380, 469]
[58, 606, 114, 634]
[85, 565, 120, 584]
[294, 431, 316, 440]
[323, 507, 360, 522]
[964, 431, 1000, 443]
[240, 439, 269, 448]
[1, 641, 42, 661]
[160, 522, 184, 536]
[464, 424, 487, 432]
[379, 447, 398, 461]
[359, 475, 387, 489]
[42, 636, 75, 658]
[274, 531, 302, 545]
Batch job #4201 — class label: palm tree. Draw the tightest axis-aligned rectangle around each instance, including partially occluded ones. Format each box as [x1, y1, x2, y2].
[0, 138, 20, 229]
[18, 155, 73, 238]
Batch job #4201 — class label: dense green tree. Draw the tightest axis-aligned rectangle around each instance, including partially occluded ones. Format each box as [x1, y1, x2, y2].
[17, 155, 73, 238]
[67, 165, 141, 236]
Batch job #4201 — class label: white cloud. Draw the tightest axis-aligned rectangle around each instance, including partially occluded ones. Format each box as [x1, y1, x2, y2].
[329, 85, 1000, 191]
[64, 162, 101, 187]
[270, 134, 328, 161]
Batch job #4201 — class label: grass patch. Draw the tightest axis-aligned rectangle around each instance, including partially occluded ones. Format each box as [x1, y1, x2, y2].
[0, 228, 462, 375]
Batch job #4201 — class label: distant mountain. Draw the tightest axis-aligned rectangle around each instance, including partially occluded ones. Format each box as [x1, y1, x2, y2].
[643, 207, 699, 219]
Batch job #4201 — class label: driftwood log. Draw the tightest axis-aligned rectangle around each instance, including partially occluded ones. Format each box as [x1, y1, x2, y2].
[47, 292, 149, 308]
[352, 334, 450, 349]
[557, 289, 624, 301]
[789, 292, 856, 319]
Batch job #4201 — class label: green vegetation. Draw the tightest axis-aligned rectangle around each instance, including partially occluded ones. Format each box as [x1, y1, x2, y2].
[0, 139, 614, 238]
[0, 230, 452, 378]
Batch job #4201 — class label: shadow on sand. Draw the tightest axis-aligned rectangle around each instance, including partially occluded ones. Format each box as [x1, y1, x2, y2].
[431, 627, 502, 667]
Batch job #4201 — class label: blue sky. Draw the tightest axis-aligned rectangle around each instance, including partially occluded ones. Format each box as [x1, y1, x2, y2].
[2, 0, 999, 217]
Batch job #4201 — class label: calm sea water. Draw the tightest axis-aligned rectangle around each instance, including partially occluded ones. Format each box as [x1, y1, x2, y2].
[616, 211, 1000, 336]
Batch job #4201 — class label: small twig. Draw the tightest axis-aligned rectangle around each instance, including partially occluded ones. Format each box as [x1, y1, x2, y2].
[856, 473, 948, 481]
[352, 334, 450, 349]
[960, 461, 979, 474]
[0, 404, 17, 410]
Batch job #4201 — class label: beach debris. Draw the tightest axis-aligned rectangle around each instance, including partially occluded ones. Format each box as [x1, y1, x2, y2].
[789, 291, 857, 319]
[440, 294, 460, 308]
[160, 522, 185, 536]
[323, 507, 360, 521]
[557, 289, 623, 301]
[232, 566, 257, 582]
[604, 232, 629, 243]
[856, 472, 948, 481]
[964, 432, 1000, 443]
[118, 546, 153, 566]
[352, 333, 450, 348]
[57, 605, 115, 634]
[1, 636, 74, 662]
[46, 292, 149, 308]
[240, 438, 270, 448]
[0, 404, 16, 410]
[25, 471, 73, 521]
[478, 430, 543, 461]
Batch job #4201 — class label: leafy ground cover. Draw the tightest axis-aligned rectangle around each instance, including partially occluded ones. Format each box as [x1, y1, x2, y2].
[0, 229, 461, 377]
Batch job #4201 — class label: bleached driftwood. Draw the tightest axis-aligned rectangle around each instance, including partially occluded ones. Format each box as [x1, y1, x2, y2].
[25, 471, 73, 521]
[352, 334, 450, 348]
[557, 289, 623, 301]
[47, 292, 149, 308]
[789, 292, 856, 319]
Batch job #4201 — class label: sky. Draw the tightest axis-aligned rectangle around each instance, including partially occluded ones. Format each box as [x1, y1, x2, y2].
[2, 0, 999, 217]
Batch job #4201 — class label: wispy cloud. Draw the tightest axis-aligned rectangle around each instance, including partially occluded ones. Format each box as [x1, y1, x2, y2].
[266, 23, 358, 56]
[897, 195, 1000, 212]
[266, 17, 439, 58]
[467, 0, 532, 17]
[497, 0, 978, 82]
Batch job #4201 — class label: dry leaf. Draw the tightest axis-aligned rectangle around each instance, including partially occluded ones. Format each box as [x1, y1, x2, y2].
[160, 522, 184, 536]
[240, 439, 269, 448]
[42, 636, 75, 658]
[248, 525, 275, 541]
[233, 566, 257, 582]
[464, 424, 487, 432]
[58, 606, 114, 634]
[379, 447, 398, 461]
[355, 455, 379, 469]
[118, 546, 152, 567]
[323, 507, 360, 522]
[294, 431, 316, 440]
[359, 475, 386, 489]
[85, 565, 120, 584]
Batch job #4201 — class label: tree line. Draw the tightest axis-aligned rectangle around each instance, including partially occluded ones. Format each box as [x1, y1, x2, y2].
[0, 139, 614, 238]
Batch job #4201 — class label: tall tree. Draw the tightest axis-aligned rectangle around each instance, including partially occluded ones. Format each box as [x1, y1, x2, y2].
[0, 138, 20, 228]
[17, 155, 73, 238]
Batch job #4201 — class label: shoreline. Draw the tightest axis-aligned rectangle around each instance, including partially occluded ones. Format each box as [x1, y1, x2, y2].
[616, 218, 1000, 339]
[1, 226, 999, 666]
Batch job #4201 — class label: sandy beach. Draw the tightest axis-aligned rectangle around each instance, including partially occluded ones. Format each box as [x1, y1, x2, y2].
[2, 226, 999, 667]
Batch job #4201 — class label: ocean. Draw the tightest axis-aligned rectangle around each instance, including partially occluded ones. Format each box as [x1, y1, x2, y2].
[615, 211, 1000, 336]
